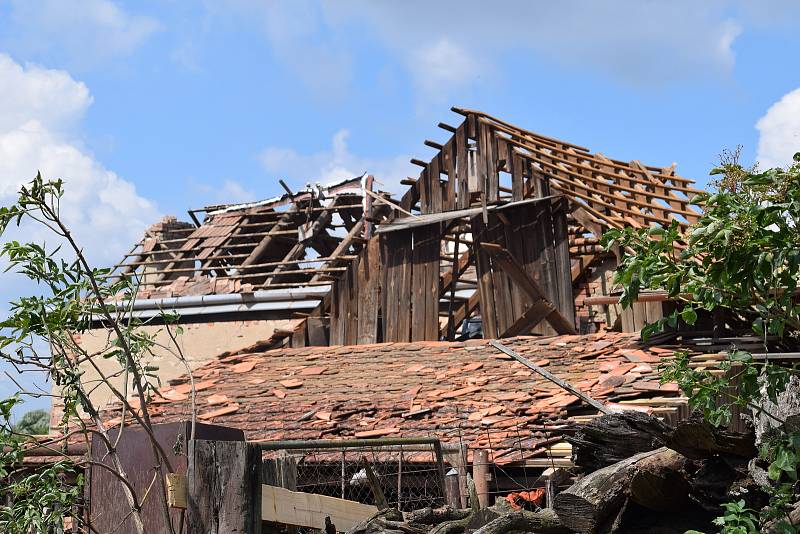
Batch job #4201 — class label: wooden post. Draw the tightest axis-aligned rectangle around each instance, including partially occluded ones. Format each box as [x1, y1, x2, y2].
[277, 452, 298, 491]
[187, 439, 261, 534]
[444, 468, 461, 509]
[444, 443, 469, 509]
[472, 449, 490, 508]
[545, 479, 556, 509]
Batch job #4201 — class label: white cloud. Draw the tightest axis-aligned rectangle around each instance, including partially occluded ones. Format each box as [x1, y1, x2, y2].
[207, 0, 352, 98]
[190, 178, 257, 205]
[4, 0, 160, 67]
[756, 88, 800, 169]
[323, 1, 742, 91]
[0, 54, 159, 266]
[259, 129, 410, 193]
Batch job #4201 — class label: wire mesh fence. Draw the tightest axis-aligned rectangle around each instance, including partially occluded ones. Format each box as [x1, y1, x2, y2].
[258, 437, 448, 513]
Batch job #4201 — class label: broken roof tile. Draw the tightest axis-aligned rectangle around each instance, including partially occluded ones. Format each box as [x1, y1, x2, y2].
[131, 332, 698, 465]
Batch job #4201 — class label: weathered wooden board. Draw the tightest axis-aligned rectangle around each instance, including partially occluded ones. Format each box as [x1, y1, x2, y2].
[187, 439, 261, 534]
[261, 484, 377, 531]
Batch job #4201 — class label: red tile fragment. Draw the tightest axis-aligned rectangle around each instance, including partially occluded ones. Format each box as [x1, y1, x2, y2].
[198, 403, 240, 420]
[232, 361, 256, 374]
[206, 394, 229, 406]
[272, 389, 287, 399]
[462, 362, 484, 372]
[355, 427, 399, 438]
[300, 366, 326, 376]
[280, 379, 303, 389]
[439, 386, 482, 399]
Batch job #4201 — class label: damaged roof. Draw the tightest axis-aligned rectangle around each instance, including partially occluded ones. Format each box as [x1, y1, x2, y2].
[135, 332, 687, 465]
[110, 176, 391, 300]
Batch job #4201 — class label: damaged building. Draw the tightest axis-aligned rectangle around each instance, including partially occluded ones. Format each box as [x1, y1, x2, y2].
[67, 108, 747, 531]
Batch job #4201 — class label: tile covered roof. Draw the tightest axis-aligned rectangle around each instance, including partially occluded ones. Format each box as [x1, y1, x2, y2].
[138, 332, 687, 465]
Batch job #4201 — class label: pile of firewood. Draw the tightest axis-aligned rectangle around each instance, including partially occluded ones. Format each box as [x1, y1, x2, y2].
[344, 411, 777, 534]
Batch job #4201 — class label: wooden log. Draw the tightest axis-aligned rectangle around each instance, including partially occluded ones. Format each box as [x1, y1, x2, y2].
[405, 506, 470, 525]
[628, 448, 689, 511]
[666, 416, 756, 460]
[187, 440, 261, 534]
[429, 476, 479, 534]
[553, 448, 664, 533]
[472, 509, 569, 534]
[472, 449, 490, 508]
[566, 411, 671, 472]
[444, 470, 461, 509]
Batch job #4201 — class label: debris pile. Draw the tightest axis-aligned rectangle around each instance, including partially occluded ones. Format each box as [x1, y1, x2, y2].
[344, 411, 766, 534]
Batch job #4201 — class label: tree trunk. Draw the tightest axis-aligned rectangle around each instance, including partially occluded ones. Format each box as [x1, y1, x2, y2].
[566, 412, 671, 472]
[666, 418, 756, 459]
[554, 447, 692, 533]
[628, 448, 688, 511]
[472, 510, 569, 534]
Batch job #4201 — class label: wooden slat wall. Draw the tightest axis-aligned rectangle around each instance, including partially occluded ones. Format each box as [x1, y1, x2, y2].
[378, 226, 442, 343]
[330, 238, 383, 345]
[471, 200, 575, 338]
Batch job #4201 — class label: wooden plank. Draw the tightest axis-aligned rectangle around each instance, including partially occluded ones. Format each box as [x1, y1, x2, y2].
[490, 340, 611, 414]
[455, 122, 470, 209]
[261, 485, 377, 531]
[396, 233, 412, 342]
[480, 243, 577, 335]
[551, 198, 576, 328]
[187, 440, 261, 534]
[357, 237, 381, 343]
[470, 215, 498, 338]
[428, 154, 443, 214]
[444, 138, 457, 211]
[500, 299, 554, 338]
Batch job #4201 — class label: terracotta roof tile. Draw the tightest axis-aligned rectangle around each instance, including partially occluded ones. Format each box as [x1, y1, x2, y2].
[136, 332, 691, 465]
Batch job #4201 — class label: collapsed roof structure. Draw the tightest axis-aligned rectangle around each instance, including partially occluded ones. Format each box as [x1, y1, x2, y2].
[110, 108, 704, 345]
[91, 108, 717, 470]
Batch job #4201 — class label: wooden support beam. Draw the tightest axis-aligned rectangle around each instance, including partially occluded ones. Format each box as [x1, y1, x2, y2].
[490, 340, 611, 415]
[571, 254, 596, 284]
[480, 243, 577, 335]
[240, 205, 301, 270]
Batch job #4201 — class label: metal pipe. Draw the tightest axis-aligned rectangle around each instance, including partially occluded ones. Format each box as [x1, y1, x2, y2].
[114, 286, 331, 312]
[254, 437, 440, 451]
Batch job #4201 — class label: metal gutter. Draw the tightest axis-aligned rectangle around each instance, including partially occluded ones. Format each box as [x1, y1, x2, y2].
[96, 286, 330, 321]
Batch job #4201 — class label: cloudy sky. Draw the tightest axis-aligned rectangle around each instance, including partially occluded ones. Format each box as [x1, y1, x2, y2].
[1, 0, 800, 412]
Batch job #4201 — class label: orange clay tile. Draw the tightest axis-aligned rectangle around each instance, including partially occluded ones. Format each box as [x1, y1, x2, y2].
[198, 403, 240, 420]
[206, 394, 229, 406]
[232, 361, 257, 373]
[119, 332, 702, 465]
[300, 366, 327, 376]
[355, 427, 399, 439]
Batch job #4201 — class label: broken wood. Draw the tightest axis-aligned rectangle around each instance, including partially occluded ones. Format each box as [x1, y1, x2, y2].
[566, 411, 671, 472]
[553, 448, 663, 532]
[361, 457, 389, 510]
[481, 243, 577, 335]
[490, 340, 611, 415]
[472, 510, 568, 534]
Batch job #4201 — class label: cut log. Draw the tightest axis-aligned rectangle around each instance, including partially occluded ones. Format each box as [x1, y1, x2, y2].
[472, 509, 569, 534]
[405, 507, 470, 525]
[429, 475, 480, 534]
[628, 448, 688, 511]
[554, 447, 692, 533]
[566, 411, 670, 472]
[666, 417, 756, 460]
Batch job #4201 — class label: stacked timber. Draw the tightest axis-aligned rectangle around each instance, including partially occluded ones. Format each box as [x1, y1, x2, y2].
[346, 412, 771, 534]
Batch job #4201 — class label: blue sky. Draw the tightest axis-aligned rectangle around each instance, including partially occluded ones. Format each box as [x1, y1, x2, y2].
[1, 0, 800, 414]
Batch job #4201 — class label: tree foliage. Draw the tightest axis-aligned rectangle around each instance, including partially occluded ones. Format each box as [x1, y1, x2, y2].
[13, 409, 49, 436]
[0, 174, 196, 533]
[603, 151, 800, 533]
